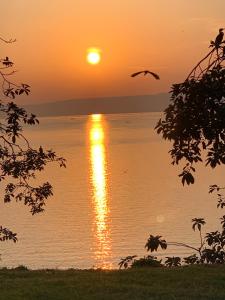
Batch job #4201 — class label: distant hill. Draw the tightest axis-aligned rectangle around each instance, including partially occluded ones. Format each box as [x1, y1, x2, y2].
[24, 94, 169, 117]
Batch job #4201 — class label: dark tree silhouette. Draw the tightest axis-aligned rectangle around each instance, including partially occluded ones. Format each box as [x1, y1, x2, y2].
[0, 36, 66, 243]
[165, 256, 181, 267]
[155, 29, 225, 185]
[119, 30, 225, 270]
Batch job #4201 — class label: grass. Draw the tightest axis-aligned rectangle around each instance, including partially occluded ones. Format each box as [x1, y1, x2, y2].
[1, 265, 225, 300]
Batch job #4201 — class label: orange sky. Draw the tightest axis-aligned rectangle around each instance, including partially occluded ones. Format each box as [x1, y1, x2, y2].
[1, 0, 225, 103]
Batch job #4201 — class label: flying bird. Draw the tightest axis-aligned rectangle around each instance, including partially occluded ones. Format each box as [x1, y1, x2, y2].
[131, 70, 160, 80]
[215, 28, 224, 48]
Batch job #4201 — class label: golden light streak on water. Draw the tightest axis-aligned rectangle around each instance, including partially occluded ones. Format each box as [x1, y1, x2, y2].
[88, 114, 112, 269]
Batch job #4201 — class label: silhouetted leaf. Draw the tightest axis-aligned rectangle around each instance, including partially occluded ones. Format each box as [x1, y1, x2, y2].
[145, 235, 167, 252]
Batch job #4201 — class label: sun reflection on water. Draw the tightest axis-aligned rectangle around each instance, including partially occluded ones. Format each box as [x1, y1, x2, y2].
[88, 114, 112, 269]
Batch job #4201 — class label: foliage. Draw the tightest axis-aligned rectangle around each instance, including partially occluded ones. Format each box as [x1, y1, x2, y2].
[209, 184, 225, 208]
[118, 255, 137, 269]
[183, 254, 199, 265]
[165, 257, 181, 267]
[0, 36, 66, 242]
[119, 255, 162, 269]
[0, 226, 17, 243]
[131, 256, 162, 268]
[192, 218, 206, 231]
[145, 235, 167, 252]
[155, 30, 225, 185]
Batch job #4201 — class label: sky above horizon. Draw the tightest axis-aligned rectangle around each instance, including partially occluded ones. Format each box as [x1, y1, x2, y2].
[1, 0, 225, 104]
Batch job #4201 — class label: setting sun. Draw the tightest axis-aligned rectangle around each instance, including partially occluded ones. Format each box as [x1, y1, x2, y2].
[87, 48, 101, 65]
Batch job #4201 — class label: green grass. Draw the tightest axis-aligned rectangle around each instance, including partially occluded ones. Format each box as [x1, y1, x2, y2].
[1, 265, 225, 300]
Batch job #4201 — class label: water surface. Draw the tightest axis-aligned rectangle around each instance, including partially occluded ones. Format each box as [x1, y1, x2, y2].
[0, 112, 223, 269]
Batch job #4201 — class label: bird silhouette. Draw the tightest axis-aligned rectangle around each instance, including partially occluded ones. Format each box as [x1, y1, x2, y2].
[215, 28, 224, 48]
[131, 70, 160, 80]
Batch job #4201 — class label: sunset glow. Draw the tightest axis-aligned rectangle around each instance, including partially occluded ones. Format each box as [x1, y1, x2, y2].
[2, 1, 225, 103]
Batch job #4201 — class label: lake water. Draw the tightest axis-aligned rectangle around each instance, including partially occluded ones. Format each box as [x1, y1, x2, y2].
[0, 112, 224, 269]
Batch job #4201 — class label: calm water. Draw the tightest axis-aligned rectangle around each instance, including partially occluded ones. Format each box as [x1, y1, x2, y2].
[0, 112, 224, 269]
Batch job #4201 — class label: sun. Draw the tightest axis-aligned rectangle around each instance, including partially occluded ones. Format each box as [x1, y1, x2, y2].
[87, 48, 101, 65]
